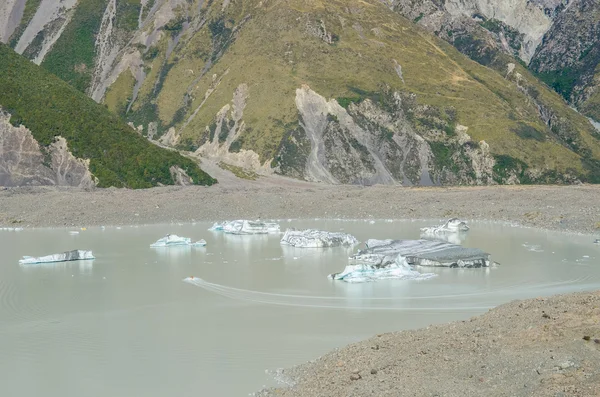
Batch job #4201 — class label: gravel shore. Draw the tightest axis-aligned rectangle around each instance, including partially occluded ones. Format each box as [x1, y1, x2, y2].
[0, 179, 599, 235]
[257, 290, 600, 397]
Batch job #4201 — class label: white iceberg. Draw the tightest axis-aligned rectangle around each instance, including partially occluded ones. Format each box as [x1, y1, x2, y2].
[150, 234, 207, 247]
[420, 218, 469, 237]
[329, 255, 436, 283]
[19, 250, 95, 265]
[209, 220, 280, 235]
[354, 239, 494, 268]
[281, 229, 359, 248]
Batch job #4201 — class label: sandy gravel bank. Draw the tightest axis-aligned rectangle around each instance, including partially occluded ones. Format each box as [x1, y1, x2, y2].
[257, 291, 600, 397]
[0, 181, 599, 235]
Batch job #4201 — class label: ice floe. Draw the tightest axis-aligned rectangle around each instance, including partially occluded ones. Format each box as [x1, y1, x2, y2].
[209, 220, 280, 235]
[19, 250, 95, 265]
[522, 243, 543, 252]
[329, 255, 436, 283]
[421, 218, 469, 236]
[280, 229, 359, 248]
[150, 234, 206, 247]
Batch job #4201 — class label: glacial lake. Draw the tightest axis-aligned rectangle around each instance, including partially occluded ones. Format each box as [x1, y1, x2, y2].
[0, 220, 598, 396]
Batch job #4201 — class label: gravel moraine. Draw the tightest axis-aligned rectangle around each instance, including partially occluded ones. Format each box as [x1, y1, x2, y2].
[0, 180, 599, 235]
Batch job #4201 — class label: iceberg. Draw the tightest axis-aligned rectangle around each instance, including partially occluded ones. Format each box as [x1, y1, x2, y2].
[280, 229, 359, 248]
[329, 254, 436, 283]
[353, 239, 494, 268]
[420, 218, 469, 236]
[150, 234, 207, 247]
[209, 220, 280, 235]
[19, 250, 95, 265]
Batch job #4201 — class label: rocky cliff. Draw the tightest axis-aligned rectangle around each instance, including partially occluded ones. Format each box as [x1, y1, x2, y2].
[0, 110, 97, 187]
[1, 0, 599, 185]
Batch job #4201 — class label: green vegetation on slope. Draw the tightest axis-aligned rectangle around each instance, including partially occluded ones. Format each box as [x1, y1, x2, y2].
[41, 0, 106, 92]
[0, 44, 216, 188]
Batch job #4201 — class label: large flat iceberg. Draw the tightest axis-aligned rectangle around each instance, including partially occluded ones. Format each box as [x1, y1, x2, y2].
[357, 239, 493, 268]
[150, 234, 207, 247]
[281, 229, 359, 248]
[209, 220, 280, 235]
[19, 250, 95, 265]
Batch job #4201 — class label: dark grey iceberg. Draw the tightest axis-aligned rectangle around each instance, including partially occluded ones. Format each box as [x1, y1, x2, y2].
[355, 239, 494, 268]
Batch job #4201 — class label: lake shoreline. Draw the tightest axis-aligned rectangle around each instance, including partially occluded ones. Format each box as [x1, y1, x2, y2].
[256, 290, 600, 397]
[1, 183, 599, 236]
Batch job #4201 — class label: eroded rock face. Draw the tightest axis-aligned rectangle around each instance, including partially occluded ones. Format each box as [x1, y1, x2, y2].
[288, 85, 494, 186]
[0, 111, 96, 187]
[390, 0, 600, 124]
[530, 0, 600, 120]
[390, 0, 563, 63]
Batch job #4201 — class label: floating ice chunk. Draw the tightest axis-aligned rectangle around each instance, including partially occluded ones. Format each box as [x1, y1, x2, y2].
[420, 218, 469, 237]
[281, 229, 359, 248]
[69, 231, 80, 235]
[522, 243, 543, 252]
[0, 227, 24, 231]
[594, 239, 599, 245]
[209, 222, 225, 231]
[150, 234, 206, 248]
[19, 250, 95, 265]
[355, 239, 494, 268]
[210, 220, 280, 235]
[329, 255, 436, 283]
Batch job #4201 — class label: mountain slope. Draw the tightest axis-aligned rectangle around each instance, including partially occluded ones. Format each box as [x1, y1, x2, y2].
[389, 0, 600, 125]
[0, 43, 216, 188]
[1, 0, 600, 185]
[109, 0, 600, 184]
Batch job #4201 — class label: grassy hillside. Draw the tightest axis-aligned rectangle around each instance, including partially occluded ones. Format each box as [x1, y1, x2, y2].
[104, 0, 600, 183]
[0, 43, 216, 188]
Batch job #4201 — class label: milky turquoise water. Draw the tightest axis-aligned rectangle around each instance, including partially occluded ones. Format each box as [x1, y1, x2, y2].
[0, 220, 598, 396]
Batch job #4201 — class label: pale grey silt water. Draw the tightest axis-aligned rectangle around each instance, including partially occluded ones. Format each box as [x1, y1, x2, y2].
[0, 220, 598, 397]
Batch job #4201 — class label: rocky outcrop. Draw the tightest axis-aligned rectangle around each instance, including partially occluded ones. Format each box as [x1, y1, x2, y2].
[289, 85, 496, 186]
[530, 0, 600, 122]
[390, 0, 600, 125]
[193, 83, 271, 174]
[0, 110, 96, 188]
[389, 0, 566, 63]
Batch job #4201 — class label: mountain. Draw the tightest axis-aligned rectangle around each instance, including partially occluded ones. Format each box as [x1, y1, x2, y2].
[1, 0, 599, 185]
[0, 43, 216, 188]
[388, 0, 600, 125]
